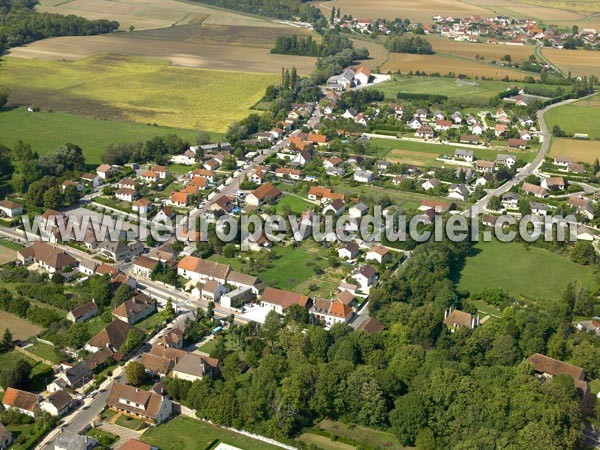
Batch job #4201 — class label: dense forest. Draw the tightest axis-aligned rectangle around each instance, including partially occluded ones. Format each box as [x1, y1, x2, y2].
[191, 0, 324, 26]
[161, 234, 599, 449]
[385, 35, 434, 55]
[0, 0, 119, 51]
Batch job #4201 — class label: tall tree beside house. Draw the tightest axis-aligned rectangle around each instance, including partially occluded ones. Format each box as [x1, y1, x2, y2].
[125, 361, 147, 387]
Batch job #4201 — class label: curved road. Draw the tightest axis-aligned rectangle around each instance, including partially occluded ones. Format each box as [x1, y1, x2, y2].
[464, 93, 597, 218]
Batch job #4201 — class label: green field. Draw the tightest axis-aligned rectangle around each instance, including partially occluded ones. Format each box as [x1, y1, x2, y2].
[457, 239, 599, 302]
[0, 351, 52, 392]
[27, 341, 60, 364]
[544, 95, 600, 139]
[141, 416, 284, 450]
[369, 138, 535, 165]
[0, 108, 203, 164]
[313, 419, 407, 450]
[373, 76, 535, 102]
[274, 194, 314, 215]
[2, 55, 278, 131]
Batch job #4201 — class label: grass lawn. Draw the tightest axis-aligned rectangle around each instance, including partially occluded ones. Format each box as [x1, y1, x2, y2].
[115, 415, 147, 431]
[315, 419, 407, 450]
[273, 194, 314, 215]
[6, 423, 50, 450]
[0, 238, 24, 251]
[456, 239, 599, 302]
[544, 94, 600, 140]
[0, 351, 53, 392]
[87, 427, 119, 446]
[27, 341, 60, 364]
[2, 55, 278, 131]
[590, 379, 600, 395]
[297, 433, 355, 450]
[141, 416, 284, 450]
[136, 312, 166, 331]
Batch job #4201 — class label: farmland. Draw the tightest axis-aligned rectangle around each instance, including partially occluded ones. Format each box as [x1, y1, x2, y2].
[381, 53, 537, 80]
[37, 0, 295, 30]
[426, 35, 535, 63]
[456, 239, 599, 302]
[541, 48, 600, 78]
[1, 55, 278, 131]
[544, 94, 600, 140]
[0, 311, 43, 341]
[0, 108, 205, 164]
[549, 137, 600, 164]
[313, 0, 493, 23]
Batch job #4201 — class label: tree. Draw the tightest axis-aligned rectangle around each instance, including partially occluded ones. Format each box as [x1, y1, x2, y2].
[488, 195, 502, 211]
[0, 328, 13, 353]
[570, 241, 597, 266]
[113, 284, 134, 307]
[0, 359, 32, 389]
[120, 330, 143, 355]
[161, 298, 176, 322]
[64, 322, 90, 349]
[125, 361, 147, 387]
[390, 392, 427, 445]
[88, 275, 111, 307]
[0, 88, 8, 110]
[207, 301, 215, 320]
[196, 131, 211, 145]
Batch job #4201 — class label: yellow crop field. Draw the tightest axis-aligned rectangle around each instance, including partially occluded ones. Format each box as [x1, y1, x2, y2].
[381, 53, 537, 80]
[542, 48, 600, 78]
[1, 55, 278, 131]
[549, 138, 600, 164]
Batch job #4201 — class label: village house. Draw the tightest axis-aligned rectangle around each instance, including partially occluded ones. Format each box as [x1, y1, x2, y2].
[81, 172, 102, 188]
[354, 170, 374, 183]
[170, 191, 189, 207]
[172, 353, 220, 382]
[192, 280, 228, 302]
[18, 242, 77, 274]
[177, 256, 230, 284]
[67, 300, 98, 323]
[508, 138, 528, 149]
[349, 203, 368, 218]
[501, 192, 520, 209]
[0, 199, 23, 218]
[338, 242, 360, 260]
[351, 265, 377, 292]
[448, 184, 470, 201]
[132, 198, 153, 215]
[2, 388, 38, 417]
[98, 240, 144, 262]
[261, 287, 310, 315]
[531, 201, 548, 216]
[568, 197, 595, 220]
[527, 353, 589, 396]
[113, 293, 157, 324]
[151, 166, 170, 179]
[54, 430, 95, 450]
[454, 149, 474, 163]
[521, 182, 547, 198]
[192, 169, 215, 183]
[541, 176, 566, 191]
[416, 124, 435, 139]
[554, 156, 573, 167]
[116, 188, 137, 203]
[475, 160, 496, 173]
[496, 154, 516, 168]
[435, 119, 453, 131]
[443, 308, 480, 332]
[311, 298, 353, 326]
[106, 382, 172, 425]
[365, 245, 391, 264]
[85, 319, 144, 353]
[226, 271, 262, 295]
[275, 168, 302, 180]
[40, 391, 73, 417]
[419, 199, 449, 214]
[421, 178, 440, 191]
[96, 164, 118, 180]
[246, 182, 283, 207]
[308, 186, 345, 204]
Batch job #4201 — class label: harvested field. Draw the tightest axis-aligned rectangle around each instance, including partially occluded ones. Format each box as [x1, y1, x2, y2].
[549, 138, 600, 164]
[313, 0, 494, 22]
[7, 34, 317, 74]
[0, 248, 17, 265]
[37, 0, 290, 30]
[1, 55, 278, 130]
[350, 38, 389, 70]
[0, 311, 43, 340]
[381, 53, 536, 80]
[426, 35, 535, 63]
[541, 48, 600, 78]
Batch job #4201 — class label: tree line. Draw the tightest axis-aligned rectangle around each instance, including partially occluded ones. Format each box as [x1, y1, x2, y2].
[0, 0, 119, 51]
[384, 35, 433, 54]
[271, 32, 354, 57]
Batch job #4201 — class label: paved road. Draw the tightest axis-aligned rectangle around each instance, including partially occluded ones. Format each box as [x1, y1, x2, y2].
[463, 94, 597, 218]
